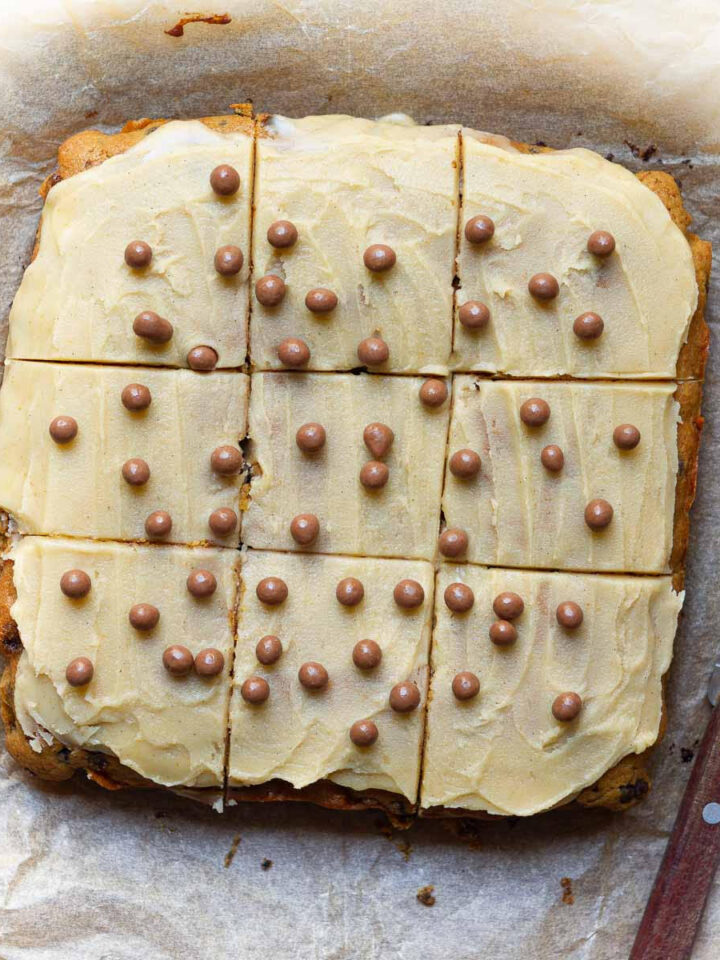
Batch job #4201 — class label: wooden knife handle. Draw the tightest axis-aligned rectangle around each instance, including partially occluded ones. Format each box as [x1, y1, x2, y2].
[631, 703, 720, 960]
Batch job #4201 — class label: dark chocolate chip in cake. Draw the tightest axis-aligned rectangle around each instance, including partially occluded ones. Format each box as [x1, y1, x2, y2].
[305, 288, 338, 313]
[129, 603, 160, 631]
[556, 601, 584, 629]
[449, 449, 481, 478]
[66, 657, 94, 687]
[573, 312, 604, 340]
[208, 507, 238, 536]
[124, 240, 152, 268]
[587, 230, 615, 256]
[584, 498, 614, 530]
[352, 639, 382, 670]
[187, 345, 218, 371]
[613, 424, 641, 450]
[277, 337, 310, 367]
[419, 379, 448, 408]
[350, 719, 379, 746]
[389, 681, 421, 713]
[210, 164, 240, 196]
[298, 661, 329, 690]
[256, 577, 288, 605]
[255, 274, 286, 306]
[336, 577, 364, 607]
[552, 691, 583, 721]
[195, 648, 225, 677]
[394, 579, 424, 609]
[296, 422, 326, 452]
[267, 220, 298, 248]
[122, 383, 152, 411]
[492, 592, 524, 620]
[520, 398, 551, 426]
[360, 460, 389, 489]
[489, 619, 517, 646]
[241, 676, 270, 703]
[363, 422, 394, 459]
[363, 244, 396, 272]
[465, 215, 495, 244]
[162, 645, 194, 676]
[528, 273, 559, 300]
[145, 510, 172, 537]
[540, 444, 564, 472]
[187, 569, 217, 598]
[458, 300, 490, 331]
[452, 671, 480, 701]
[290, 513, 319, 544]
[438, 527, 469, 557]
[357, 336, 389, 366]
[256, 635, 283, 665]
[214, 245, 244, 276]
[444, 582, 474, 613]
[60, 569, 91, 598]
[133, 310, 173, 344]
[49, 415, 78, 444]
[211, 445, 243, 475]
[122, 458, 151, 486]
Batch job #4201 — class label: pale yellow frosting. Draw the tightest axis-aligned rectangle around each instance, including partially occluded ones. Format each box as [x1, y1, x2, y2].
[243, 373, 450, 560]
[6, 115, 697, 380]
[11, 537, 238, 788]
[454, 133, 698, 377]
[0, 361, 248, 546]
[8, 121, 253, 368]
[2, 114, 697, 807]
[443, 377, 679, 573]
[228, 551, 433, 802]
[421, 566, 681, 816]
[251, 114, 460, 374]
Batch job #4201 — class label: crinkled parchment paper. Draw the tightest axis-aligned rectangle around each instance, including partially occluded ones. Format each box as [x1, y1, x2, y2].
[0, 2, 719, 958]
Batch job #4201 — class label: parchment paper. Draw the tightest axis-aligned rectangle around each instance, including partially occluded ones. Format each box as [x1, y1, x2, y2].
[0, 3, 719, 958]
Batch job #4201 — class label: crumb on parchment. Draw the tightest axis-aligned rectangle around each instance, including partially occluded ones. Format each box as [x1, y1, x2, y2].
[165, 13, 232, 38]
[417, 885, 436, 907]
[223, 834, 242, 868]
[377, 820, 413, 861]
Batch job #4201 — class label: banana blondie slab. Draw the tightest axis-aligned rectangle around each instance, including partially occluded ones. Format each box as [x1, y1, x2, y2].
[8, 116, 254, 369]
[0, 110, 710, 820]
[422, 565, 680, 817]
[0, 361, 248, 546]
[3, 537, 238, 790]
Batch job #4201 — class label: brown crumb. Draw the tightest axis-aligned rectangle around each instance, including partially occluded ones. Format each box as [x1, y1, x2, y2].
[165, 12, 232, 37]
[417, 885, 436, 907]
[223, 833, 241, 868]
[395, 838, 412, 862]
[378, 822, 413, 861]
[442, 817, 484, 848]
[623, 140, 657, 162]
[261, 858, 273, 871]
[561, 877, 575, 906]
